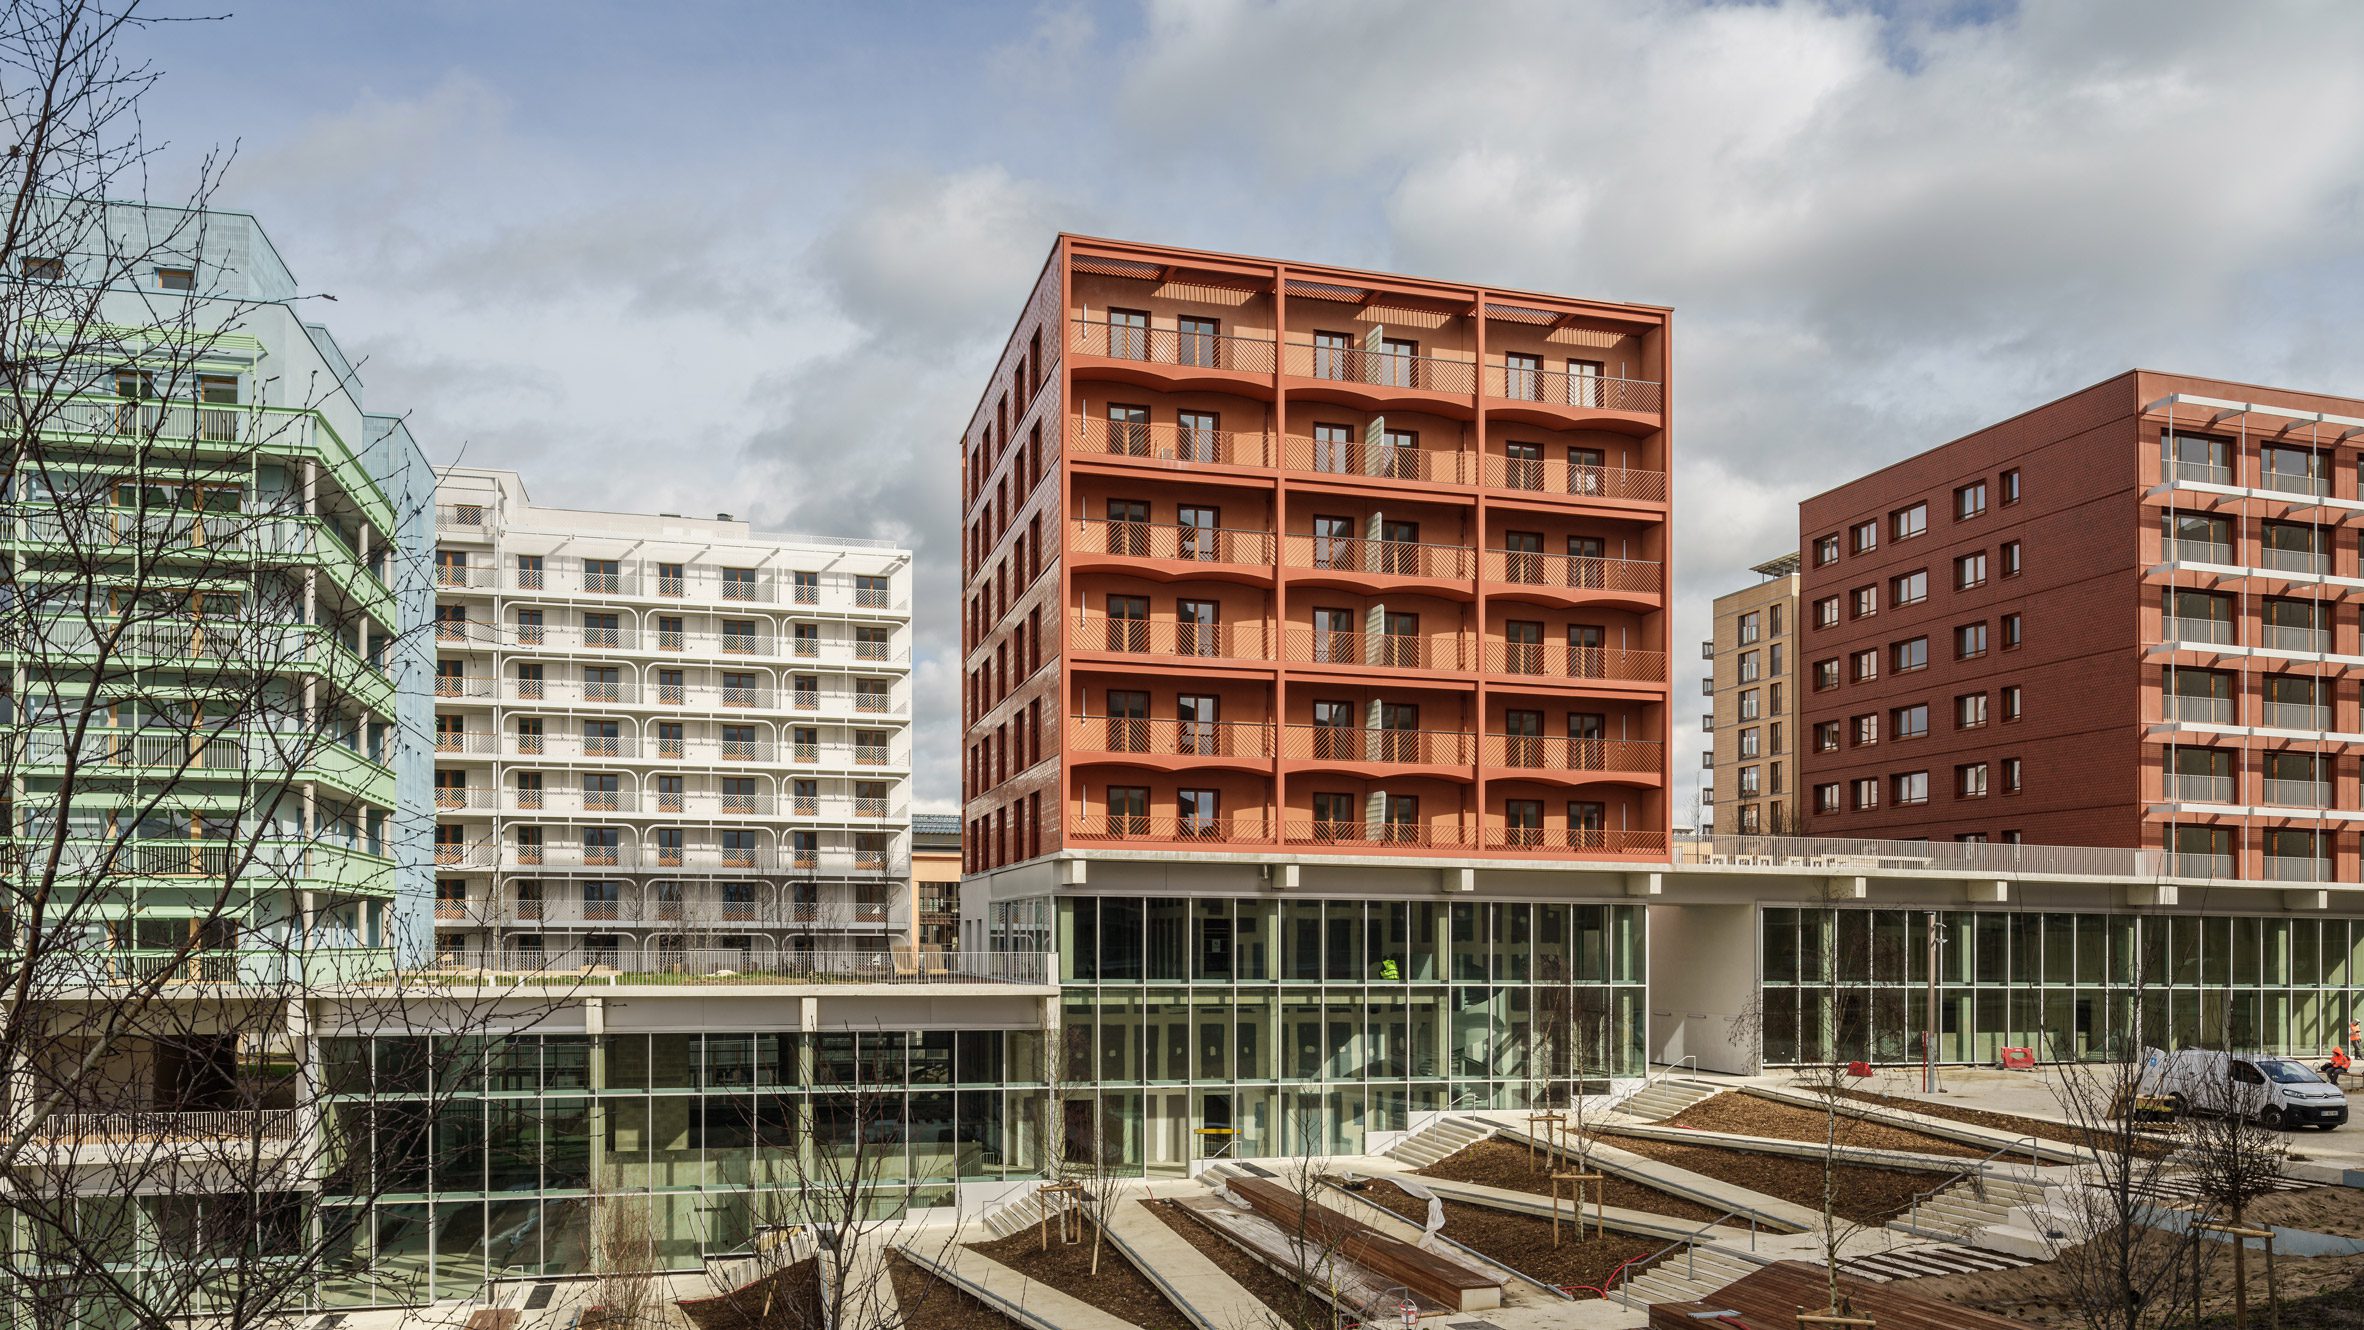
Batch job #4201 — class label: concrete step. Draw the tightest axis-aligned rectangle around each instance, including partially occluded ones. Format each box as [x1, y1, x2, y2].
[1383, 1115, 1493, 1168]
[1841, 1243, 2035, 1283]
[1617, 1081, 1725, 1124]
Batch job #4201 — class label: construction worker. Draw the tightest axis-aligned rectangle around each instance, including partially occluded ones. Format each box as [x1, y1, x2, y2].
[2348, 1016, 2361, 1059]
[1379, 957, 1401, 981]
[2325, 1045, 2352, 1085]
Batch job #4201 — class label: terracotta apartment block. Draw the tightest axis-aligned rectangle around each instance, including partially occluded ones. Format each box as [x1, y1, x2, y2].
[958, 236, 1675, 872]
[1799, 370, 2364, 882]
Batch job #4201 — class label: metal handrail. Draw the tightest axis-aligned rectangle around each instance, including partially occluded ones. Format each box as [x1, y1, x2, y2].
[1903, 1132, 2046, 1235]
[1612, 1207, 1760, 1307]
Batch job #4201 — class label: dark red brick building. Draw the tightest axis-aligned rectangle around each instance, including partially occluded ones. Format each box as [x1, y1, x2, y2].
[1798, 370, 2364, 882]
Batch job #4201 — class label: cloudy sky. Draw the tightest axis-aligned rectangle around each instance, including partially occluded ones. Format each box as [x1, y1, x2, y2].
[146, 0, 2364, 813]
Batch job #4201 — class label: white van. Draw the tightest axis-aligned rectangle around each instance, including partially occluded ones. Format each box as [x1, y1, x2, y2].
[2136, 1047, 2349, 1131]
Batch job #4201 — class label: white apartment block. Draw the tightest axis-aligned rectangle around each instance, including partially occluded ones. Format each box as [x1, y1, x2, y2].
[428, 467, 914, 967]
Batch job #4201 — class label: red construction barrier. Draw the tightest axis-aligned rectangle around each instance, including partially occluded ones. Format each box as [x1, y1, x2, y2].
[1998, 1046, 2037, 1070]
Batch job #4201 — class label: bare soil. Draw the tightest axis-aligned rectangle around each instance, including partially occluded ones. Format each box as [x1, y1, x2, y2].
[1902, 1227, 2364, 1329]
[676, 1257, 822, 1330]
[969, 1221, 1193, 1330]
[1415, 1138, 1722, 1223]
[1607, 1134, 1942, 1225]
[1143, 1198, 1333, 1330]
[1660, 1092, 1987, 1158]
[886, 1250, 1022, 1330]
[1356, 1178, 1666, 1294]
[1839, 1087, 2177, 1158]
[2249, 1185, 2364, 1239]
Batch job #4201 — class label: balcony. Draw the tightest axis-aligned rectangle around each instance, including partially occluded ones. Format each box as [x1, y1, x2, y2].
[2263, 624, 2330, 653]
[1069, 617, 1267, 660]
[1069, 416, 1272, 468]
[1482, 549, 1660, 599]
[1282, 533, 1475, 581]
[1281, 626, 1469, 673]
[2162, 695, 2234, 725]
[1071, 318, 1278, 374]
[1484, 363, 1663, 415]
[1481, 453, 1668, 503]
[1071, 518, 1276, 568]
[2263, 779, 2333, 809]
[2266, 854, 2333, 883]
[2163, 539, 2233, 565]
[33, 1109, 299, 1144]
[1484, 639, 1668, 684]
[1065, 810, 1668, 857]
[1280, 724, 1477, 765]
[1282, 341, 1476, 395]
[2162, 617, 2236, 647]
[2167, 773, 2234, 802]
[441, 948, 1053, 988]
[2260, 472, 2331, 500]
[2262, 546, 2330, 575]
[2168, 460, 2234, 487]
[1071, 715, 1276, 759]
[1277, 434, 1475, 486]
[2262, 702, 2331, 730]
[1482, 734, 1662, 775]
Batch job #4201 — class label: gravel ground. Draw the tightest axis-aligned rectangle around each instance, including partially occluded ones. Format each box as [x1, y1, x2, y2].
[1660, 1091, 1987, 1158]
[2249, 1185, 2364, 1239]
[1607, 1134, 1941, 1225]
[887, 1251, 1022, 1330]
[1143, 1198, 1332, 1330]
[1415, 1138, 1723, 1223]
[1356, 1178, 1667, 1294]
[1902, 1229, 2364, 1329]
[968, 1221, 1193, 1330]
[1839, 1088, 2177, 1158]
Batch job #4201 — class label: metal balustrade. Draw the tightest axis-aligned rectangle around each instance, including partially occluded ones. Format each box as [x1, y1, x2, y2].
[2261, 702, 2331, 730]
[1281, 626, 1471, 672]
[1482, 734, 1661, 772]
[1484, 363, 1663, 413]
[1071, 318, 1278, 373]
[2162, 617, 2237, 646]
[1483, 549, 1660, 594]
[1276, 434, 1475, 485]
[434, 948, 1052, 987]
[1069, 415, 1271, 467]
[1478, 454, 1668, 501]
[1071, 518, 1275, 566]
[1483, 640, 1667, 682]
[1072, 716, 1277, 759]
[1281, 341, 1477, 393]
[1069, 616, 1267, 659]
[1282, 533, 1475, 579]
[1280, 724, 1476, 765]
[1676, 831, 2162, 878]
[33, 1109, 300, 1143]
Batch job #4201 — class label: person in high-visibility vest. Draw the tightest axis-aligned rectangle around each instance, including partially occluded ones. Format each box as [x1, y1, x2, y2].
[2348, 1017, 2360, 1058]
[1379, 957, 1401, 981]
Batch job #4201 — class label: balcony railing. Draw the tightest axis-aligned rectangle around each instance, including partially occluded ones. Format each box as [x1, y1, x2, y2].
[2259, 472, 2331, 499]
[1482, 734, 1662, 773]
[2163, 539, 2233, 565]
[1281, 342, 1476, 394]
[1068, 416, 1272, 467]
[1276, 434, 1475, 485]
[1479, 454, 1668, 502]
[1282, 533, 1475, 580]
[1071, 715, 1277, 759]
[2162, 617, 2236, 646]
[1484, 640, 1667, 683]
[1677, 831, 2164, 879]
[1070, 617, 1266, 659]
[2266, 855, 2333, 883]
[1071, 319, 1278, 373]
[1066, 811, 1668, 856]
[1483, 364, 1663, 414]
[2261, 701, 2331, 730]
[34, 1109, 299, 1143]
[1281, 724, 1477, 765]
[1483, 549, 1659, 594]
[436, 948, 1052, 988]
[2261, 546, 2329, 575]
[1071, 518, 1275, 566]
[1282, 626, 1470, 672]
[2262, 624, 2330, 653]
[2168, 460, 2234, 486]
[2167, 772, 2234, 803]
[2263, 779, 2333, 809]
[1068, 813, 1264, 843]
[2161, 695, 2234, 724]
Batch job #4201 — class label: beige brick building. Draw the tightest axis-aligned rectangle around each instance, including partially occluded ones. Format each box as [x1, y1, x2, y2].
[1703, 554, 1800, 833]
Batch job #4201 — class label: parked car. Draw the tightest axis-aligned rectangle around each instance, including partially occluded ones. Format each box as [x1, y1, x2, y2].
[2136, 1046, 2349, 1130]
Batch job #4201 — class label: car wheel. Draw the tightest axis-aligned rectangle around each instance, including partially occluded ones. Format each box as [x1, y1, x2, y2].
[2261, 1107, 2284, 1131]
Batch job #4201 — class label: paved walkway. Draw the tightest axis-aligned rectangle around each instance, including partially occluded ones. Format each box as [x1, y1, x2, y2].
[1415, 1175, 1774, 1246]
[1478, 1118, 1825, 1232]
[897, 1240, 1138, 1330]
[1106, 1188, 1274, 1330]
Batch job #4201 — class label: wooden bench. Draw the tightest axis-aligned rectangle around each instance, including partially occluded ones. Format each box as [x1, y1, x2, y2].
[1228, 1177, 1502, 1312]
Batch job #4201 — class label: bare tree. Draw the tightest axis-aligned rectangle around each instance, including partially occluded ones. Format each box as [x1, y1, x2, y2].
[590, 1188, 663, 1330]
[0, 4, 572, 1324]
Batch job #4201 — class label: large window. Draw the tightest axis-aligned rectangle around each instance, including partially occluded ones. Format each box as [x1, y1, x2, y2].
[1891, 502, 1928, 541]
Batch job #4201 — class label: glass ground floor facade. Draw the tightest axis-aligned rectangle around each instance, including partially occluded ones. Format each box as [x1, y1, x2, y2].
[1762, 905, 2364, 1065]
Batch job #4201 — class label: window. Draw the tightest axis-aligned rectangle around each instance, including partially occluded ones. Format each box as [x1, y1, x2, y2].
[1769, 644, 1784, 678]
[1955, 623, 1987, 660]
[1851, 777, 1879, 811]
[2261, 444, 2326, 497]
[1850, 648, 1878, 682]
[1738, 650, 1761, 683]
[1891, 502, 1927, 541]
[1956, 692, 1988, 729]
[2001, 685, 2023, 722]
[1738, 611, 1762, 645]
[18, 255, 62, 280]
[1851, 586, 1877, 619]
[2001, 468, 2021, 505]
[1771, 604, 1784, 636]
[1891, 704, 1929, 739]
[1954, 552, 1987, 590]
[1737, 766, 1762, 797]
[1955, 481, 1987, 520]
[1813, 721, 1840, 752]
[2002, 612, 2021, 649]
[1850, 520, 1878, 554]
[1892, 771, 1929, 805]
[1851, 713, 1878, 747]
[1814, 596, 1839, 629]
[1815, 534, 1841, 565]
[2001, 540, 2021, 578]
[156, 266, 195, 291]
[1958, 763, 1989, 798]
[2002, 757, 2023, 793]
[1814, 659, 1840, 690]
[1739, 727, 1761, 758]
[1815, 783, 1841, 814]
[1738, 688, 1761, 721]
[1891, 636, 1928, 673]
[1892, 570, 1927, 605]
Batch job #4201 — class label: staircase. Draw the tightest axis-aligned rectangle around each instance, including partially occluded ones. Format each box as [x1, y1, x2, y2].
[1616, 1079, 1724, 1123]
[1382, 1115, 1492, 1169]
[1888, 1173, 2047, 1241]
[978, 1183, 1074, 1240]
[1840, 1242, 2034, 1281]
[1616, 1242, 1760, 1307]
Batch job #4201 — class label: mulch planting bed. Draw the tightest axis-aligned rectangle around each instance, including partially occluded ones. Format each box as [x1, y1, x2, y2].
[1143, 1198, 1331, 1329]
[1356, 1178, 1667, 1294]
[1660, 1091, 1986, 1158]
[1415, 1138, 1722, 1223]
[1839, 1087, 2176, 1158]
[1607, 1134, 1940, 1225]
[677, 1257, 822, 1330]
[886, 1250, 1022, 1330]
[969, 1221, 1193, 1330]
